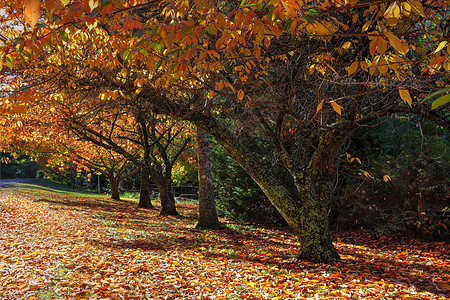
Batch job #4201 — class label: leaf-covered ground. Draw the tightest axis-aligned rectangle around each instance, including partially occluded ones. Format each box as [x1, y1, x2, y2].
[1, 185, 448, 299]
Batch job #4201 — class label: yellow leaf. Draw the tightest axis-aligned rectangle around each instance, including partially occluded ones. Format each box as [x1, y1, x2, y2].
[89, 0, 98, 11]
[362, 20, 371, 32]
[433, 41, 448, 54]
[360, 60, 369, 71]
[60, 0, 70, 6]
[408, 0, 426, 17]
[331, 101, 342, 115]
[348, 61, 358, 75]
[399, 88, 413, 106]
[383, 175, 391, 182]
[402, 2, 411, 16]
[342, 41, 351, 50]
[24, 0, 41, 27]
[401, 41, 409, 55]
[386, 17, 399, 27]
[237, 89, 244, 101]
[377, 38, 387, 55]
[363, 171, 370, 178]
[384, 2, 400, 19]
[384, 30, 405, 54]
[378, 57, 388, 75]
[207, 90, 214, 99]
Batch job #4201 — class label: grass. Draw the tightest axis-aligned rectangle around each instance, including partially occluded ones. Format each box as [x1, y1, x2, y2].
[14, 179, 108, 199]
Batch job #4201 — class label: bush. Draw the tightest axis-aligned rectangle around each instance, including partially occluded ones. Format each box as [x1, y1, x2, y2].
[333, 116, 449, 241]
[211, 137, 288, 227]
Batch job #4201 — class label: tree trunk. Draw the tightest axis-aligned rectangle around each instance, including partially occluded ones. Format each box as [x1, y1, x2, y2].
[186, 113, 340, 262]
[195, 127, 220, 229]
[295, 173, 340, 262]
[138, 167, 155, 209]
[109, 175, 120, 200]
[158, 180, 178, 216]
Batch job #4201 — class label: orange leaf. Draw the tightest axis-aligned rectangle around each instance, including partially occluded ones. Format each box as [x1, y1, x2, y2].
[408, 0, 426, 17]
[18, 282, 28, 289]
[44, 0, 56, 16]
[316, 23, 328, 35]
[331, 101, 342, 115]
[24, 0, 41, 27]
[316, 99, 324, 113]
[254, 46, 261, 59]
[399, 88, 412, 106]
[237, 89, 244, 101]
[369, 36, 381, 56]
[384, 30, 406, 54]
[348, 61, 358, 75]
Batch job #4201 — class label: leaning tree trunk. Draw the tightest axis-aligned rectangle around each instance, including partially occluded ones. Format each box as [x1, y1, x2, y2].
[195, 127, 220, 229]
[186, 112, 340, 262]
[138, 167, 155, 209]
[157, 180, 178, 216]
[109, 175, 120, 200]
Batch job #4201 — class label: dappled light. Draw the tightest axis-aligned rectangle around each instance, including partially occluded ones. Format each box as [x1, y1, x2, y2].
[1, 185, 448, 299]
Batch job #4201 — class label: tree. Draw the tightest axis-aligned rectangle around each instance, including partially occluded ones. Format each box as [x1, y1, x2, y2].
[2, 0, 448, 262]
[196, 126, 220, 228]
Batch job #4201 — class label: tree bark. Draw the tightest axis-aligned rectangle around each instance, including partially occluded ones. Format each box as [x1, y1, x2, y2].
[138, 167, 155, 209]
[109, 175, 120, 200]
[295, 173, 340, 262]
[195, 127, 220, 229]
[157, 180, 178, 216]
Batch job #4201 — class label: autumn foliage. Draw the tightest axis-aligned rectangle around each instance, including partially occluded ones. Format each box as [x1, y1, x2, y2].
[0, 0, 448, 263]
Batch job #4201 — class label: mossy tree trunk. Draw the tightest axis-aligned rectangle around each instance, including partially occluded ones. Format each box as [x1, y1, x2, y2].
[185, 112, 341, 263]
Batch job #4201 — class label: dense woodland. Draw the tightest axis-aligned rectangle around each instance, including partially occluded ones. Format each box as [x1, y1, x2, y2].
[0, 0, 449, 265]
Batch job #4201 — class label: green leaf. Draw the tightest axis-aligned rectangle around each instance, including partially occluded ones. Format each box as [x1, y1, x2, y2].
[12, 37, 25, 44]
[153, 41, 162, 53]
[134, 28, 144, 39]
[138, 48, 148, 56]
[307, 8, 320, 16]
[421, 87, 450, 103]
[155, 60, 162, 69]
[122, 49, 131, 62]
[301, 15, 315, 23]
[59, 30, 69, 42]
[181, 26, 194, 36]
[6, 55, 13, 70]
[431, 93, 450, 109]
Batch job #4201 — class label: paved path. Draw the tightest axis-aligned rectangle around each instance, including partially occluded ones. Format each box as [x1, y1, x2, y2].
[0, 178, 34, 189]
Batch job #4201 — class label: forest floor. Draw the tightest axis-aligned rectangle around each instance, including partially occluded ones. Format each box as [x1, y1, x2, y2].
[0, 182, 449, 300]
